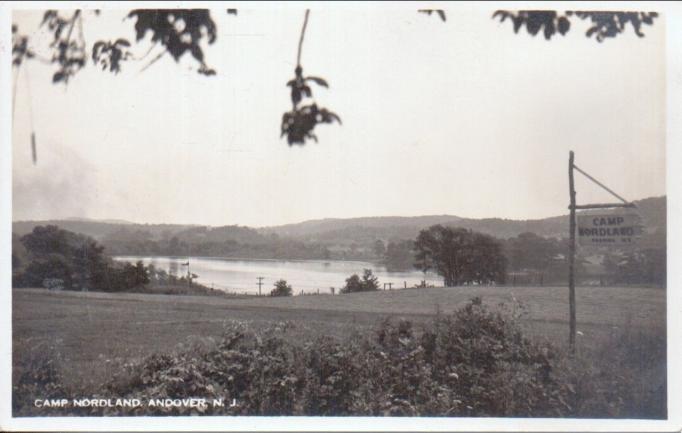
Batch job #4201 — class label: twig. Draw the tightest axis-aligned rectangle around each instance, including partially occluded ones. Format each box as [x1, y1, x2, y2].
[77, 10, 85, 45]
[131, 42, 159, 62]
[11, 63, 22, 120]
[64, 10, 81, 47]
[28, 51, 53, 65]
[139, 50, 165, 73]
[296, 10, 310, 67]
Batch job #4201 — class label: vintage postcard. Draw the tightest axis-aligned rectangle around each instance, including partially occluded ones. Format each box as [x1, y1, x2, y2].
[1, 1, 680, 431]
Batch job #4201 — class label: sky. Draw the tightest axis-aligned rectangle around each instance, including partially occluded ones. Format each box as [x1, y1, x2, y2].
[10, 5, 666, 227]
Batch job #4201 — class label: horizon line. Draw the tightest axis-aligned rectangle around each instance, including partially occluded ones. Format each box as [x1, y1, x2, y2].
[10, 194, 665, 229]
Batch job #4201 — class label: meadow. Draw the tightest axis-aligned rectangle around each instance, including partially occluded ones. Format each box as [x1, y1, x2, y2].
[12, 285, 666, 417]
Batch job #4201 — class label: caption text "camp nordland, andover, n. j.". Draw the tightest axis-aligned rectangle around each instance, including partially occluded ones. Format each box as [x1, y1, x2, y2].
[33, 397, 237, 409]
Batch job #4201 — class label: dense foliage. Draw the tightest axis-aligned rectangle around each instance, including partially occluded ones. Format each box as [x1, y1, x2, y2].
[602, 249, 666, 287]
[414, 225, 507, 286]
[13, 298, 666, 417]
[271, 279, 293, 297]
[493, 10, 658, 42]
[11, 225, 145, 291]
[340, 269, 380, 293]
[11, 225, 223, 294]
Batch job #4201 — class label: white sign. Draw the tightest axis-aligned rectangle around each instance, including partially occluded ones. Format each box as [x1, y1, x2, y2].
[576, 211, 643, 246]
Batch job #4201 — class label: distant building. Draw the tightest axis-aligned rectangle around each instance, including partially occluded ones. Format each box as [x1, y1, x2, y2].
[42, 278, 64, 291]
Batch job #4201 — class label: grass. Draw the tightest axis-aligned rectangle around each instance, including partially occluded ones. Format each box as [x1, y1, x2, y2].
[12, 285, 666, 416]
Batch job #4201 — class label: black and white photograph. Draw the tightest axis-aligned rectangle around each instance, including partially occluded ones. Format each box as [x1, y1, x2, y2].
[1, 1, 680, 431]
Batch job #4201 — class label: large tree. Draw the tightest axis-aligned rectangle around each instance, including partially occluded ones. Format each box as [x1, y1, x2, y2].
[15, 225, 154, 292]
[18, 225, 108, 290]
[504, 232, 562, 284]
[414, 225, 506, 287]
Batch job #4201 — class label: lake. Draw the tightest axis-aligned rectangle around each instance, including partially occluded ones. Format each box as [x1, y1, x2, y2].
[113, 256, 442, 295]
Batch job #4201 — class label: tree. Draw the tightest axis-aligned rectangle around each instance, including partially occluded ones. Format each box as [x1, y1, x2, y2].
[361, 268, 380, 291]
[20, 254, 74, 289]
[602, 248, 666, 287]
[493, 10, 658, 42]
[14, 224, 157, 292]
[414, 225, 506, 287]
[503, 232, 562, 284]
[271, 279, 293, 297]
[134, 260, 151, 286]
[340, 274, 362, 294]
[11, 8, 657, 153]
[340, 269, 380, 294]
[384, 240, 416, 271]
[465, 232, 507, 285]
[373, 240, 386, 258]
[18, 225, 109, 290]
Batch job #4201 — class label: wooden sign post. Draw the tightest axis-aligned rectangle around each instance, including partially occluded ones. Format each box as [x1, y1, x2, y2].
[568, 152, 577, 352]
[567, 151, 638, 353]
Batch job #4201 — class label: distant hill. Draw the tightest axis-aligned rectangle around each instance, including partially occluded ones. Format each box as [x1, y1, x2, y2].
[260, 196, 666, 244]
[11, 220, 197, 241]
[12, 196, 665, 252]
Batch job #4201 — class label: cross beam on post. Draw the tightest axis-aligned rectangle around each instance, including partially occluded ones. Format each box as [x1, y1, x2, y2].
[257, 277, 264, 296]
[572, 164, 630, 205]
[567, 151, 635, 354]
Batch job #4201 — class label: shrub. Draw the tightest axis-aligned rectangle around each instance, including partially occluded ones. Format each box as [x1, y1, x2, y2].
[271, 279, 293, 297]
[340, 269, 379, 293]
[13, 344, 67, 417]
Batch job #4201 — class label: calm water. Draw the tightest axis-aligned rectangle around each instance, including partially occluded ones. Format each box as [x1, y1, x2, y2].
[113, 256, 442, 295]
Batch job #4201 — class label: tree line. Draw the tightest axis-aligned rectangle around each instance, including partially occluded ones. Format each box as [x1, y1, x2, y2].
[384, 227, 665, 287]
[12, 224, 665, 293]
[12, 225, 148, 291]
[11, 225, 219, 293]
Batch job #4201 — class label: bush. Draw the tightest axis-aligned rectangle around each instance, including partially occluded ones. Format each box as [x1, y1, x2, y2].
[13, 344, 67, 416]
[271, 279, 293, 297]
[340, 269, 379, 293]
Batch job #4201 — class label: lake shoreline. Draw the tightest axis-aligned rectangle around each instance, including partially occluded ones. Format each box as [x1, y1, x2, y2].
[110, 255, 442, 295]
[112, 254, 383, 266]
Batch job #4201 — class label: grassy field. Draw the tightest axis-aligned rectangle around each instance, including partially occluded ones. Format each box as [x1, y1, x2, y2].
[13, 285, 665, 390]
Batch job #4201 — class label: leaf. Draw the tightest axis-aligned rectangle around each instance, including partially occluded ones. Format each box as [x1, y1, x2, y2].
[526, 19, 541, 35]
[198, 66, 216, 76]
[543, 21, 555, 40]
[419, 9, 446, 22]
[52, 71, 65, 83]
[305, 76, 328, 87]
[41, 10, 56, 26]
[92, 41, 106, 61]
[557, 17, 570, 35]
[492, 11, 509, 22]
[512, 16, 523, 33]
[115, 38, 131, 47]
[190, 45, 204, 62]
